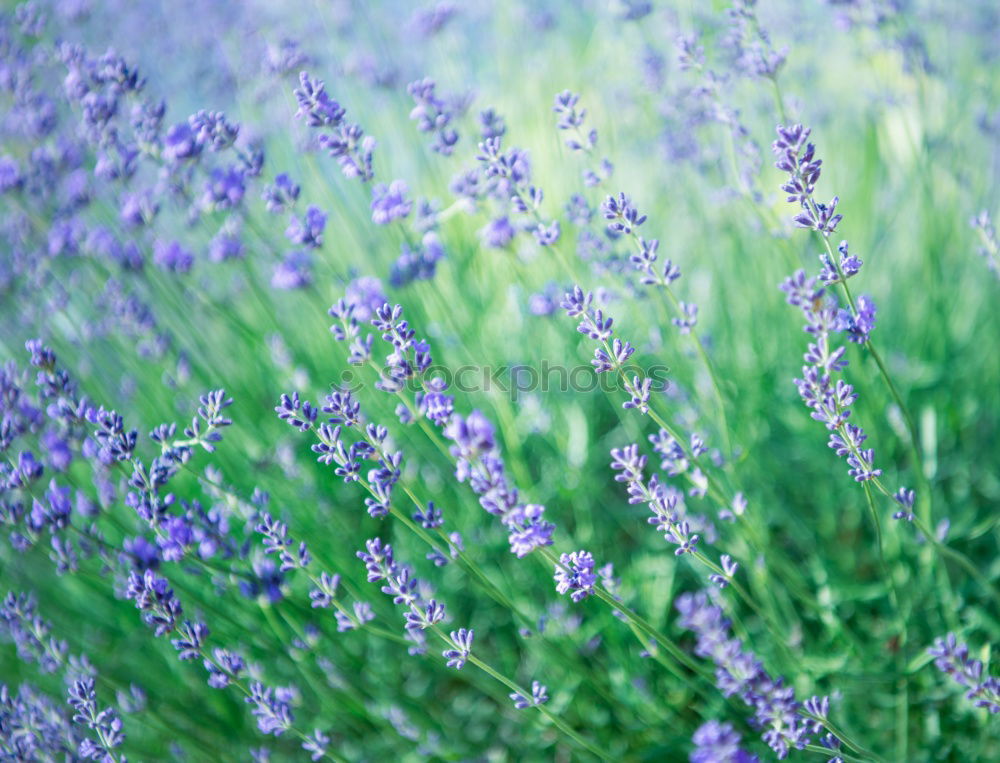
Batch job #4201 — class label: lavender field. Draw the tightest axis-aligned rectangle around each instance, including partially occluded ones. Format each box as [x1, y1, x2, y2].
[1, 0, 999, 760]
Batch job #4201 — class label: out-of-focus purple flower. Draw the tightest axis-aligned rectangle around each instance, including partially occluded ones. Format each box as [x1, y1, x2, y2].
[209, 232, 244, 263]
[478, 108, 506, 139]
[411, 2, 458, 37]
[125, 570, 182, 637]
[202, 166, 246, 209]
[285, 206, 327, 248]
[533, 220, 560, 246]
[345, 276, 388, 321]
[205, 648, 245, 689]
[189, 110, 239, 152]
[553, 90, 596, 153]
[971, 210, 1000, 277]
[676, 591, 820, 757]
[407, 78, 459, 155]
[843, 295, 876, 344]
[0, 155, 24, 193]
[928, 633, 1000, 714]
[294, 71, 375, 181]
[690, 719, 759, 763]
[67, 676, 126, 758]
[302, 729, 331, 761]
[390, 233, 444, 287]
[266, 40, 309, 76]
[724, 0, 788, 79]
[153, 240, 194, 274]
[482, 216, 516, 248]
[119, 191, 158, 227]
[271, 251, 312, 290]
[162, 122, 201, 162]
[294, 71, 345, 128]
[246, 682, 294, 736]
[263, 173, 301, 213]
[371, 180, 412, 225]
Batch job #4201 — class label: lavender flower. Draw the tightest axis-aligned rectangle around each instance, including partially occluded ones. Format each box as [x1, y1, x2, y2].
[690, 719, 759, 763]
[676, 591, 823, 757]
[610, 444, 707, 556]
[274, 392, 318, 431]
[271, 251, 312, 290]
[294, 71, 375, 181]
[443, 411, 555, 557]
[293, 71, 345, 127]
[478, 108, 506, 139]
[246, 682, 294, 736]
[561, 286, 665, 415]
[302, 729, 331, 761]
[205, 648, 246, 689]
[390, 233, 445, 287]
[553, 90, 595, 152]
[285, 206, 327, 248]
[344, 276, 388, 322]
[263, 173, 301, 213]
[553, 90, 611, 185]
[67, 677, 126, 761]
[0, 592, 67, 673]
[554, 550, 598, 602]
[309, 572, 341, 609]
[725, 0, 788, 79]
[370, 180, 412, 225]
[509, 680, 548, 709]
[407, 78, 459, 155]
[358, 538, 456, 647]
[442, 628, 473, 669]
[781, 271, 890, 486]
[772, 124, 841, 235]
[971, 210, 999, 277]
[153, 240, 194, 274]
[125, 569, 182, 636]
[256, 512, 312, 571]
[928, 633, 1000, 714]
[482, 216, 516, 248]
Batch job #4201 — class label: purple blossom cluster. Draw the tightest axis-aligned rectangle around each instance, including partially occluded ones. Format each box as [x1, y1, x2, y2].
[444, 411, 556, 558]
[561, 285, 651, 413]
[68, 676, 126, 761]
[970, 210, 999, 278]
[780, 270, 886, 484]
[928, 633, 1000, 714]
[610, 445, 707, 557]
[775, 126, 915, 516]
[509, 680, 549, 710]
[724, 0, 788, 79]
[689, 719, 759, 763]
[407, 78, 460, 155]
[1, 591, 130, 760]
[357, 537, 454, 657]
[0, 683, 91, 759]
[473, 135, 561, 247]
[676, 591, 838, 759]
[275, 385, 405, 521]
[294, 71, 374, 181]
[552, 90, 612, 186]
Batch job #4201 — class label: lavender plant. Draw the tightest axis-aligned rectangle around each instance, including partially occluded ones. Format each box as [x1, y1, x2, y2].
[1, 0, 998, 760]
